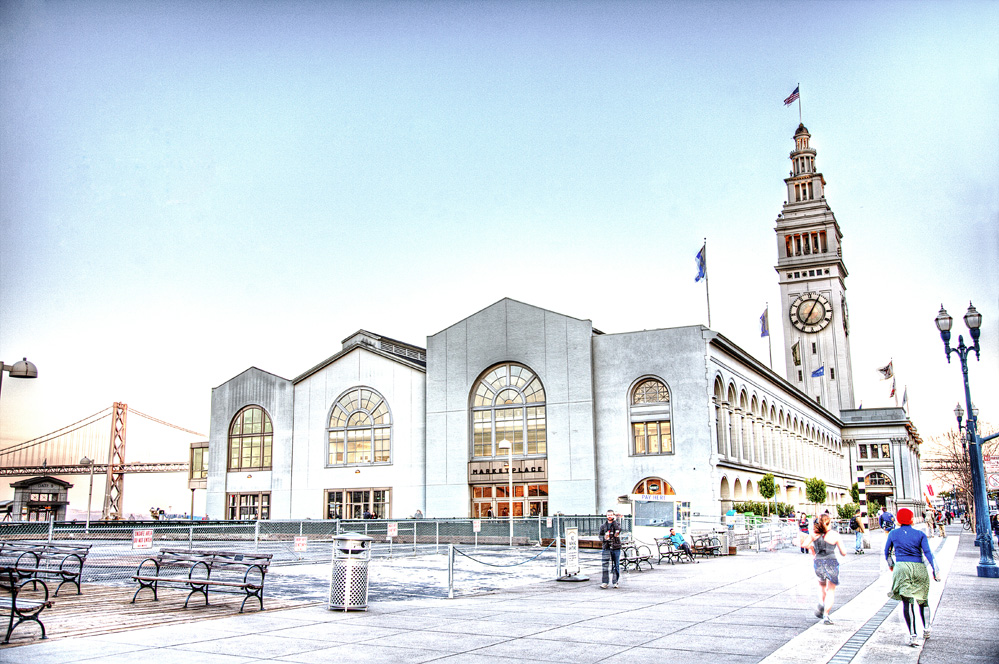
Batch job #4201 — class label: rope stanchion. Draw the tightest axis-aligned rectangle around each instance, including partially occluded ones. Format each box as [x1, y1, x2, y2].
[451, 539, 555, 567]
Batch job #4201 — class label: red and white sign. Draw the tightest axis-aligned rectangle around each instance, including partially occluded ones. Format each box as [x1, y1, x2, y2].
[386, 522, 398, 538]
[472, 519, 481, 533]
[294, 536, 307, 552]
[987, 474, 999, 490]
[132, 529, 154, 549]
[984, 455, 999, 474]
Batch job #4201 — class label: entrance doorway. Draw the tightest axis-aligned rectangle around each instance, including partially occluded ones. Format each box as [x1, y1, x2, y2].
[471, 483, 548, 518]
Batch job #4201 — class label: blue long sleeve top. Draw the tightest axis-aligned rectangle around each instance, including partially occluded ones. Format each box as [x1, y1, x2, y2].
[884, 525, 935, 571]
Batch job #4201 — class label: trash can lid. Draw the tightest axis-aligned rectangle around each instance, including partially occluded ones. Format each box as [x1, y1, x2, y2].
[333, 532, 374, 552]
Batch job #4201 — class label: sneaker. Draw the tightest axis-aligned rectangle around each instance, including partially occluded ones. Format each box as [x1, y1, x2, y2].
[613, 583, 619, 588]
[600, 583, 608, 589]
[815, 604, 824, 618]
[823, 614, 833, 625]
[923, 628, 931, 640]
[908, 634, 919, 647]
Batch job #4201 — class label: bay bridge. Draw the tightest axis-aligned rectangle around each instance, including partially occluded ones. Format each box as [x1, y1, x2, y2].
[0, 403, 206, 520]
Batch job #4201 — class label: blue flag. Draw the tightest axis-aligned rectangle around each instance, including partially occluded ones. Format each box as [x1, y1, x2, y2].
[811, 366, 825, 378]
[694, 244, 706, 282]
[760, 308, 769, 338]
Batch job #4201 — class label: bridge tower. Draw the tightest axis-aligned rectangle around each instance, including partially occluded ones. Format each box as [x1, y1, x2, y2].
[102, 402, 128, 520]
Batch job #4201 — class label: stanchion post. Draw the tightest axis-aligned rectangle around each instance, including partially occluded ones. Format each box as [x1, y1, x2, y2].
[448, 543, 454, 599]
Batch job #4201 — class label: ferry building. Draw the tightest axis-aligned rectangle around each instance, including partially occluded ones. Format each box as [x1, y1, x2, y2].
[205, 125, 925, 521]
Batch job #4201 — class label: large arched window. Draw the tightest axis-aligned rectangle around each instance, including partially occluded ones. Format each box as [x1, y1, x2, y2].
[865, 471, 892, 487]
[327, 387, 392, 465]
[228, 406, 273, 471]
[470, 363, 546, 457]
[629, 377, 673, 455]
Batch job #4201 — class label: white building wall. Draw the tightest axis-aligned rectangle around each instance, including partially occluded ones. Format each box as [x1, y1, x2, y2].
[425, 299, 598, 517]
[289, 347, 426, 520]
[207, 368, 294, 519]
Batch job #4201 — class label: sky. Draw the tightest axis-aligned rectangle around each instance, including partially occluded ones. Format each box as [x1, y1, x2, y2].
[1, 0, 997, 489]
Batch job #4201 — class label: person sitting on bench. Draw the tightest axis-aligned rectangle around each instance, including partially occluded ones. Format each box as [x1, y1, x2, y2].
[668, 528, 694, 557]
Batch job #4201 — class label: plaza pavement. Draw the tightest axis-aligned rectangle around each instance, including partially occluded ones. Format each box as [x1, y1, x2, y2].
[1, 523, 995, 664]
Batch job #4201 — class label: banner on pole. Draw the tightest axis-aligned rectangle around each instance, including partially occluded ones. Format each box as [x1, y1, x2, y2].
[565, 527, 580, 576]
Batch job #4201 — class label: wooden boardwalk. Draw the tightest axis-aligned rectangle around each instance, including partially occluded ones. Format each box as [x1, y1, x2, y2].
[0, 583, 318, 648]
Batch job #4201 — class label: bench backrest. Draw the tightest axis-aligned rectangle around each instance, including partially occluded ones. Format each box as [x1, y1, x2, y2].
[154, 549, 272, 574]
[0, 541, 92, 567]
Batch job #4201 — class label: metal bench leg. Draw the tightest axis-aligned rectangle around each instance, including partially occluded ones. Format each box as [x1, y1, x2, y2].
[183, 585, 209, 609]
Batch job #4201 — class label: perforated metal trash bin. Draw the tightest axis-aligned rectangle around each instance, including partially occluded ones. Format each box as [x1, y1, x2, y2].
[329, 532, 373, 611]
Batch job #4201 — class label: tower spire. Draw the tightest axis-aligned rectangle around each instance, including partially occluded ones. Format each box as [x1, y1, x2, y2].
[774, 125, 855, 412]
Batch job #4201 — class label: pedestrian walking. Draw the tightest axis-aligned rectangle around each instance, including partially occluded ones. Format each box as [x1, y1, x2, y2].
[878, 506, 894, 532]
[849, 509, 866, 554]
[798, 512, 809, 553]
[804, 513, 847, 624]
[599, 509, 622, 589]
[885, 507, 939, 647]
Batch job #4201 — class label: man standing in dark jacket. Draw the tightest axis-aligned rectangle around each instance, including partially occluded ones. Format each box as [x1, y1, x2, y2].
[599, 509, 622, 588]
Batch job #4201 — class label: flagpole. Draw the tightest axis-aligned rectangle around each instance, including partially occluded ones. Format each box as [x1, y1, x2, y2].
[766, 303, 773, 369]
[704, 237, 711, 328]
[797, 82, 802, 122]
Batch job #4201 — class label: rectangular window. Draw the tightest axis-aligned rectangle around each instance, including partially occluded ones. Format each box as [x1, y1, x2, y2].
[880, 444, 891, 459]
[226, 492, 270, 520]
[785, 236, 793, 258]
[190, 446, 208, 480]
[870, 445, 880, 459]
[819, 231, 828, 252]
[632, 421, 673, 456]
[472, 411, 491, 457]
[798, 370, 803, 381]
[325, 488, 391, 519]
[859, 446, 868, 459]
[812, 343, 817, 353]
[830, 368, 836, 380]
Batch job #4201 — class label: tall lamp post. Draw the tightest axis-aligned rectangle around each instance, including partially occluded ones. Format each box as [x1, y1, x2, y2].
[497, 439, 514, 546]
[0, 358, 38, 400]
[80, 457, 96, 533]
[935, 303, 999, 578]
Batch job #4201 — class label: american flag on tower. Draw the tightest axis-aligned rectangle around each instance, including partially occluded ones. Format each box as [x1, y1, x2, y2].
[783, 86, 800, 106]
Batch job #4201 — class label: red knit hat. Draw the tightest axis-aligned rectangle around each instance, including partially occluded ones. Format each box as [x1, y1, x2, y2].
[897, 508, 913, 525]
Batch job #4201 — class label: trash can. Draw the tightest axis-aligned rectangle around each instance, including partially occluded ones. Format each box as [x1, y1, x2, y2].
[329, 532, 374, 611]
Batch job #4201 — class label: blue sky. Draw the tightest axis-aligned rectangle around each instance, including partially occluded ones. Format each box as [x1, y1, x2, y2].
[1, 1, 997, 459]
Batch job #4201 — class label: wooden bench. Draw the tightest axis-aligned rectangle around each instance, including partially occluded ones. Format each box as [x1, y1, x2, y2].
[131, 549, 272, 613]
[655, 538, 696, 564]
[0, 566, 52, 644]
[691, 534, 722, 558]
[0, 541, 92, 596]
[621, 544, 653, 571]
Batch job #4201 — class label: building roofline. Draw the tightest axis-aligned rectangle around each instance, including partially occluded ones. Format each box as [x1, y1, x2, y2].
[707, 330, 843, 425]
[293, 340, 426, 384]
[429, 297, 595, 337]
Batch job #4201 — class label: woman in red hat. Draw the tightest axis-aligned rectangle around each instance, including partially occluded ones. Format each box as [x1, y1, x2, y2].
[885, 508, 939, 647]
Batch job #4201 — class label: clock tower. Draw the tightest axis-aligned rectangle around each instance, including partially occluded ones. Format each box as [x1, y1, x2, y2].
[775, 124, 855, 412]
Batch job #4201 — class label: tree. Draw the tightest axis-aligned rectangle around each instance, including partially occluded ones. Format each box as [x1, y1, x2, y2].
[851, 482, 860, 504]
[758, 474, 776, 516]
[805, 477, 827, 515]
[924, 422, 997, 531]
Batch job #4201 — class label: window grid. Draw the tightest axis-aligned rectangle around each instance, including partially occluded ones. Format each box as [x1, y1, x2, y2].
[629, 378, 674, 456]
[227, 406, 273, 471]
[470, 363, 547, 458]
[327, 388, 392, 466]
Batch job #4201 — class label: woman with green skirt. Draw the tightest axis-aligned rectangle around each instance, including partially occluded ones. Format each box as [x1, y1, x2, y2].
[885, 507, 938, 647]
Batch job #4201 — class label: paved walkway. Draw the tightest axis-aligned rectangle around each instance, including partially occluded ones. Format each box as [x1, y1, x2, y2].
[1, 525, 995, 664]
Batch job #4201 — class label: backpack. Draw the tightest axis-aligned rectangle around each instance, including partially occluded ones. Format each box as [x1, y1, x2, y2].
[849, 516, 858, 531]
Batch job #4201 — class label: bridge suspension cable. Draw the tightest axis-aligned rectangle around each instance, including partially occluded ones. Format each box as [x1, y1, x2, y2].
[0, 407, 112, 457]
[130, 408, 206, 438]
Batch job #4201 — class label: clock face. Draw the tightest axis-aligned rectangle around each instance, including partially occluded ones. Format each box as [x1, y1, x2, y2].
[789, 292, 833, 333]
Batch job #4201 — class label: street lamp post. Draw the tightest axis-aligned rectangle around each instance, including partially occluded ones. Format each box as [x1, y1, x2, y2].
[497, 439, 514, 546]
[935, 303, 999, 578]
[0, 358, 38, 400]
[80, 457, 96, 533]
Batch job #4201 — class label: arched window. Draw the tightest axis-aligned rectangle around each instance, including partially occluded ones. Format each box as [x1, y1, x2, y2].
[470, 363, 546, 457]
[228, 406, 273, 471]
[633, 477, 675, 495]
[865, 471, 892, 487]
[629, 377, 672, 455]
[327, 387, 392, 465]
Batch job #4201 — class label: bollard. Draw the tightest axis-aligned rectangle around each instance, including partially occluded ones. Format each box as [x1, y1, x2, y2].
[447, 543, 454, 599]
